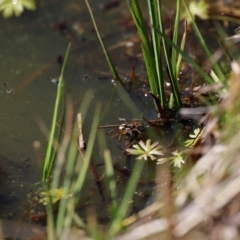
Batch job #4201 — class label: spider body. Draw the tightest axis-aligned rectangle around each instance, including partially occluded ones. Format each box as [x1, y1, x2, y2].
[117, 118, 144, 141]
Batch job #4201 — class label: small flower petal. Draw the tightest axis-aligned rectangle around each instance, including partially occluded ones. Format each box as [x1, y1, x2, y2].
[181, 0, 209, 22]
[157, 158, 168, 164]
[126, 139, 164, 161]
[138, 140, 147, 151]
[172, 152, 185, 168]
[0, 0, 36, 18]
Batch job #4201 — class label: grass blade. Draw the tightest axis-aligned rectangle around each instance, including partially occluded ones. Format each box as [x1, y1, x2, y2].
[176, 20, 187, 77]
[104, 149, 118, 211]
[172, 0, 181, 78]
[55, 90, 94, 235]
[156, 28, 214, 83]
[157, 0, 181, 108]
[62, 103, 102, 231]
[107, 160, 144, 237]
[127, 0, 159, 98]
[42, 43, 71, 181]
[147, 0, 165, 107]
[85, 0, 121, 83]
[182, 0, 225, 82]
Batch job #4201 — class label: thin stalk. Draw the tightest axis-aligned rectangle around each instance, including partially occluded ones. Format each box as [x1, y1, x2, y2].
[182, 0, 225, 82]
[172, 0, 181, 79]
[107, 160, 144, 237]
[85, 0, 121, 83]
[156, 28, 213, 83]
[157, 0, 182, 108]
[42, 43, 71, 181]
[73, 103, 101, 196]
[49, 98, 74, 237]
[56, 90, 94, 235]
[127, 0, 159, 98]
[176, 20, 187, 77]
[104, 149, 118, 211]
[63, 103, 102, 231]
[45, 183, 55, 240]
[147, 0, 165, 107]
[73, 213, 86, 229]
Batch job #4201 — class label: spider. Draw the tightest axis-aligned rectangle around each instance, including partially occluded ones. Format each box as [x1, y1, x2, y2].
[99, 118, 145, 141]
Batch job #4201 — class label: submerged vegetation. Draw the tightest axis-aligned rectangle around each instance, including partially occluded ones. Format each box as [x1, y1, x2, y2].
[2, 0, 240, 239]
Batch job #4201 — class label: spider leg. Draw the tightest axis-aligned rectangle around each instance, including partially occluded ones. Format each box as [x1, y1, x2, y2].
[106, 129, 119, 139]
[98, 124, 119, 129]
[118, 132, 123, 142]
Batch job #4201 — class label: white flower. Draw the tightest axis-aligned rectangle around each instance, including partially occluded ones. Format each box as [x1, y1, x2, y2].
[181, 0, 209, 22]
[172, 151, 185, 168]
[126, 139, 163, 161]
[184, 127, 203, 148]
[157, 150, 185, 168]
[0, 0, 36, 18]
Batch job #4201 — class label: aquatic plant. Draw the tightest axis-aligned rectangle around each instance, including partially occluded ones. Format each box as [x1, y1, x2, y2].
[157, 150, 186, 168]
[41, 104, 145, 239]
[84, 0, 222, 112]
[127, 0, 227, 110]
[127, 0, 183, 109]
[181, 0, 209, 22]
[156, 127, 203, 168]
[42, 44, 71, 181]
[182, 0, 225, 83]
[37, 44, 145, 238]
[126, 139, 163, 160]
[39, 188, 69, 205]
[84, 0, 121, 83]
[184, 127, 203, 148]
[0, 0, 36, 18]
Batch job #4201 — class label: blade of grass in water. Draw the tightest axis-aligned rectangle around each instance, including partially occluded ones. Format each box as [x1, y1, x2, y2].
[107, 160, 144, 238]
[156, 28, 213, 83]
[176, 20, 187, 78]
[55, 90, 94, 235]
[157, 0, 182, 108]
[62, 103, 102, 232]
[86, 0, 143, 116]
[85, 0, 121, 83]
[128, 0, 182, 109]
[42, 43, 71, 181]
[172, 0, 181, 79]
[104, 149, 118, 212]
[45, 185, 55, 240]
[147, 0, 165, 107]
[127, 0, 159, 99]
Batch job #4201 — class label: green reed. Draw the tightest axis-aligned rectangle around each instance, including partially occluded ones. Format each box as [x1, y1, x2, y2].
[182, 0, 225, 83]
[42, 44, 71, 181]
[127, 0, 184, 109]
[43, 93, 145, 239]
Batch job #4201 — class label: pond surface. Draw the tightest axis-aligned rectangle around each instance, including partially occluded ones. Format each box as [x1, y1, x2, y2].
[0, 0, 239, 239]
